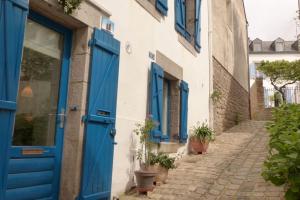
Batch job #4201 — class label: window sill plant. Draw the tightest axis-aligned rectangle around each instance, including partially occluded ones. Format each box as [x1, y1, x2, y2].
[134, 118, 158, 194]
[188, 122, 214, 154]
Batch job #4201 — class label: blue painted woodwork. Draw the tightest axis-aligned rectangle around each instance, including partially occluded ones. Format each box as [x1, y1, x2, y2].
[78, 28, 120, 200]
[175, 0, 186, 36]
[161, 79, 171, 142]
[195, 0, 202, 52]
[8, 158, 55, 174]
[150, 62, 164, 143]
[0, 1, 29, 199]
[6, 184, 52, 200]
[156, 0, 168, 16]
[179, 81, 189, 143]
[0, 7, 72, 200]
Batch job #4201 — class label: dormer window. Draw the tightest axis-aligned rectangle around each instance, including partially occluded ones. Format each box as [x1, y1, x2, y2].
[253, 43, 262, 52]
[275, 42, 284, 52]
[274, 38, 284, 52]
[252, 38, 262, 52]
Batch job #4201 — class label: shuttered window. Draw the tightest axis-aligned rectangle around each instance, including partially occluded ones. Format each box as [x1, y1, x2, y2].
[156, 0, 168, 16]
[149, 62, 189, 143]
[194, 0, 202, 51]
[175, 0, 202, 52]
[179, 80, 189, 143]
[150, 62, 164, 143]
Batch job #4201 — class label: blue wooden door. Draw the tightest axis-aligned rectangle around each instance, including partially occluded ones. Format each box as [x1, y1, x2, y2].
[0, 4, 72, 199]
[78, 29, 120, 200]
[0, 1, 29, 199]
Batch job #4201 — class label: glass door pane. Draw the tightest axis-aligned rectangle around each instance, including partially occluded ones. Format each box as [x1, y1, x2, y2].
[13, 19, 64, 146]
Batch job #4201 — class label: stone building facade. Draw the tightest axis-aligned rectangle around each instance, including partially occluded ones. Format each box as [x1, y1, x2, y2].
[211, 0, 250, 134]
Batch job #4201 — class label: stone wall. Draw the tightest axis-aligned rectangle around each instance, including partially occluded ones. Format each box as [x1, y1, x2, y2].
[213, 58, 250, 134]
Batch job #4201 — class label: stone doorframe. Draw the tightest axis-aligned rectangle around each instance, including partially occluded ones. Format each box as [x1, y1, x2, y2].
[29, 0, 111, 199]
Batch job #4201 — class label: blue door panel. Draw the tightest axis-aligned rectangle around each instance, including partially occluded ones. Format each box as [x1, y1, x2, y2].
[79, 29, 120, 200]
[0, 3, 72, 199]
[8, 158, 55, 174]
[0, 1, 29, 199]
[6, 184, 52, 200]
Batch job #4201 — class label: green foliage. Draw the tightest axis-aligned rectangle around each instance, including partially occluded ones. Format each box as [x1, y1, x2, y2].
[149, 152, 176, 169]
[262, 104, 300, 200]
[258, 60, 300, 84]
[234, 112, 242, 125]
[191, 122, 214, 143]
[57, 0, 82, 14]
[210, 90, 222, 104]
[134, 118, 157, 168]
[257, 60, 300, 102]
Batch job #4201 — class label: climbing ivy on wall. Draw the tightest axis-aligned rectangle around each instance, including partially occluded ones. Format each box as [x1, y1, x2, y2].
[57, 0, 82, 14]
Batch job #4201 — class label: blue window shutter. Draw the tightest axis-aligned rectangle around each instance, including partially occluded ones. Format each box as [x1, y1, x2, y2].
[150, 62, 164, 143]
[0, 0, 28, 199]
[180, 81, 189, 143]
[195, 0, 202, 52]
[156, 0, 168, 16]
[175, 0, 186, 36]
[79, 29, 120, 200]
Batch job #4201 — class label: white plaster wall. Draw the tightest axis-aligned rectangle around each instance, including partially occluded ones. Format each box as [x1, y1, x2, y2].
[249, 53, 300, 63]
[93, 0, 210, 196]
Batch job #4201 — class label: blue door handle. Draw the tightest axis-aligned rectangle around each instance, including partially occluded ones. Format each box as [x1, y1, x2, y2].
[110, 128, 116, 138]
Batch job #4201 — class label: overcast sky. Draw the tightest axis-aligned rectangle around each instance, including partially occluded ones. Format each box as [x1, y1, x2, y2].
[244, 0, 299, 41]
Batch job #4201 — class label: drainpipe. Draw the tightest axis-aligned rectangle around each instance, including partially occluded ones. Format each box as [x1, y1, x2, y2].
[246, 21, 251, 120]
[298, 0, 300, 19]
[208, 0, 214, 129]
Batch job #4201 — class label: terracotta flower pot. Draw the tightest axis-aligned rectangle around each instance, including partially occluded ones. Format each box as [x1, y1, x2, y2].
[134, 169, 157, 194]
[189, 137, 209, 154]
[155, 165, 169, 184]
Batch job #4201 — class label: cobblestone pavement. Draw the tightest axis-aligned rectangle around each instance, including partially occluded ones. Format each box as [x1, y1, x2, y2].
[122, 121, 285, 200]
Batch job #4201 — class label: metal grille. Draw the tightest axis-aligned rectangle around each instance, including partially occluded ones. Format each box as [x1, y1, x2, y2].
[264, 87, 300, 108]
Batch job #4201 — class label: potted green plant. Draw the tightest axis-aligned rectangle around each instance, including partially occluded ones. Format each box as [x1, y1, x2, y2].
[134, 118, 158, 194]
[151, 153, 176, 184]
[189, 122, 214, 154]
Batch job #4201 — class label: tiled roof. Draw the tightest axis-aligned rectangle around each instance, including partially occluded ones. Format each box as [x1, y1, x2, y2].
[249, 37, 300, 54]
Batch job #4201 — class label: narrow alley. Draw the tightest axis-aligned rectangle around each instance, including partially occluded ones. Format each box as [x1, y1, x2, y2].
[123, 121, 285, 200]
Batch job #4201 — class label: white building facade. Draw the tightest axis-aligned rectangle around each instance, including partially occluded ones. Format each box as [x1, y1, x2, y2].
[0, 0, 213, 199]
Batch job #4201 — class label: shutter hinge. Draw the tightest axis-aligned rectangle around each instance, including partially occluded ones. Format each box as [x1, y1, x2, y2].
[88, 39, 94, 47]
[82, 115, 87, 123]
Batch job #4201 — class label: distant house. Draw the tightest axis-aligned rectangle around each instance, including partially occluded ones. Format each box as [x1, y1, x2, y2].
[249, 37, 300, 116]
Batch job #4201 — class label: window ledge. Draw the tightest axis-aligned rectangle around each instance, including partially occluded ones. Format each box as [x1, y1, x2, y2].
[178, 34, 197, 57]
[135, 0, 162, 22]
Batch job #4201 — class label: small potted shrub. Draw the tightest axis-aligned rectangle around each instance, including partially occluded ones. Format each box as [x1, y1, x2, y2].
[152, 153, 176, 184]
[134, 118, 158, 194]
[189, 122, 214, 154]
